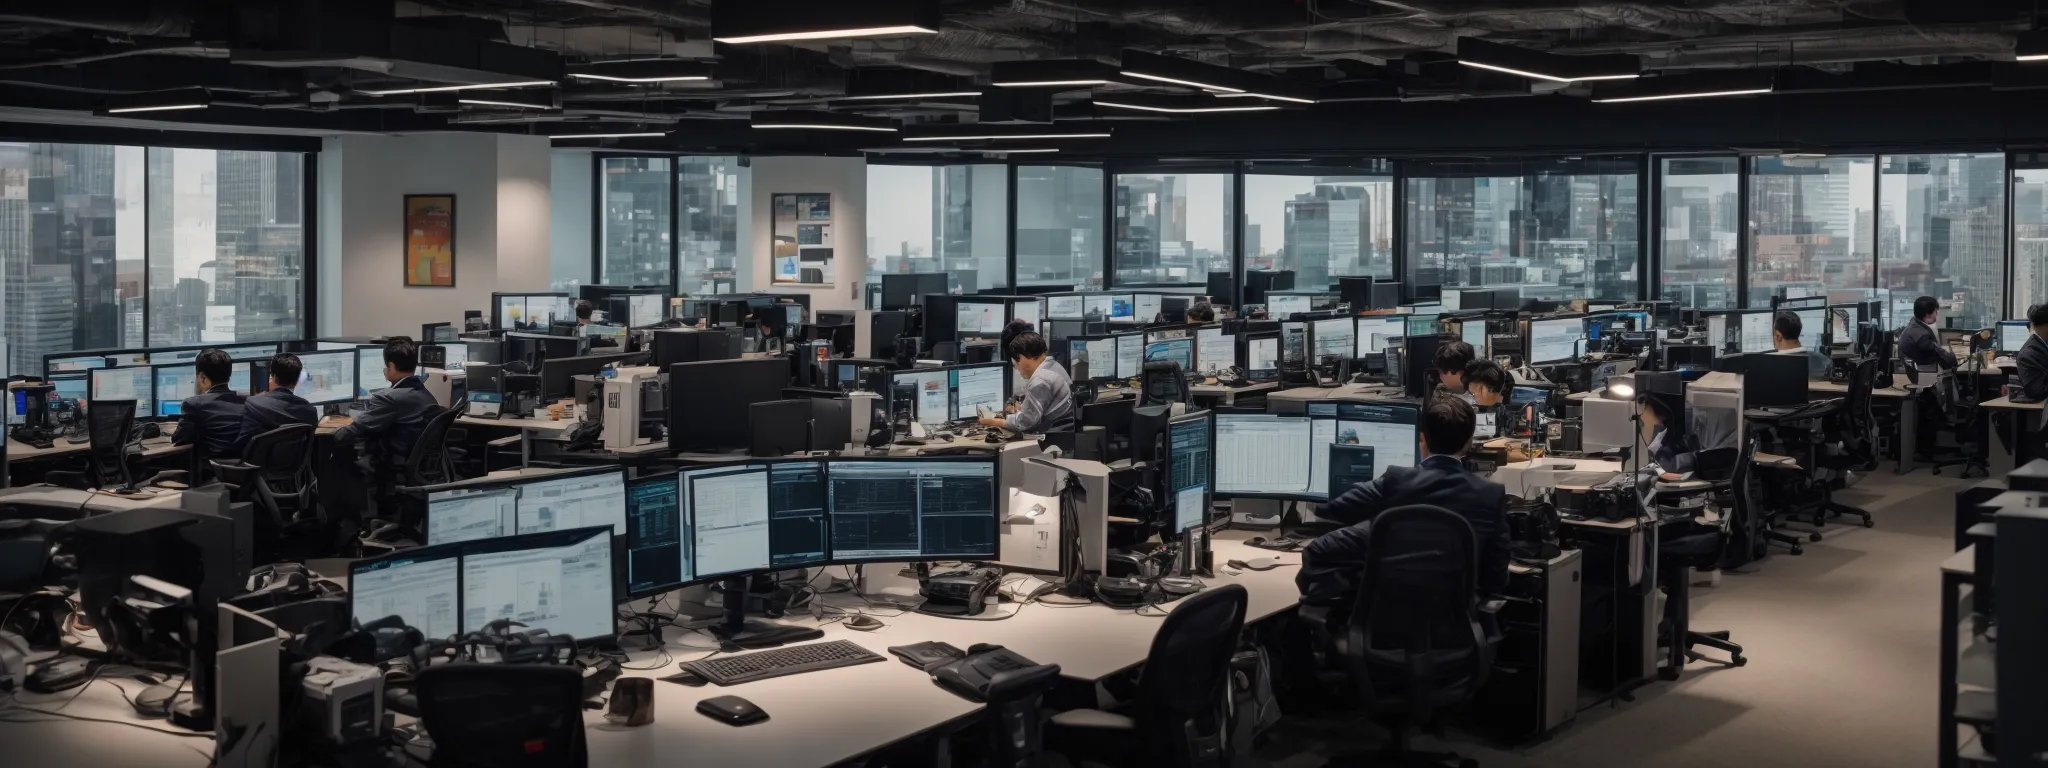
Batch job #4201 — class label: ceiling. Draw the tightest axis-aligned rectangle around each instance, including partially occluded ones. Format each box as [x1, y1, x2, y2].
[0, 0, 2043, 156]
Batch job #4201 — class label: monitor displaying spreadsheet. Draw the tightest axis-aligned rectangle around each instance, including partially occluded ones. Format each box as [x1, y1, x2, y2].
[1998, 320, 2031, 354]
[460, 527, 615, 640]
[1527, 318, 1582, 365]
[89, 366, 153, 419]
[1133, 294, 1162, 324]
[1047, 295, 1085, 320]
[1306, 401, 1419, 498]
[1114, 333, 1143, 379]
[514, 469, 628, 537]
[1145, 338, 1195, 372]
[1195, 327, 1234, 374]
[1268, 294, 1312, 319]
[1738, 311, 1774, 354]
[1357, 316, 1407, 357]
[1083, 295, 1112, 320]
[1310, 317, 1356, 361]
[1214, 415, 1312, 496]
[687, 465, 772, 579]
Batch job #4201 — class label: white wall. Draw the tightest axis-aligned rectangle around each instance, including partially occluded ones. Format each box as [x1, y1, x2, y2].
[748, 156, 867, 310]
[318, 133, 552, 337]
[548, 149, 593, 290]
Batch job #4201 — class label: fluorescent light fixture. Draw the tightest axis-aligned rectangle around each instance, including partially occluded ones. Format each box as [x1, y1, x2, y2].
[901, 132, 1110, 141]
[459, 98, 546, 108]
[1095, 99, 1279, 114]
[754, 123, 898, 132]
[566, 59, 714, 84]
[1458, 61, 1638, 83]
[1589, 69, 1775, 103]
[1456, 38, 1640, 84]
[1593, 88, 1771, 103]
[714, 24, 935, 44]
[2018, 30, 2048, 61]
[360, 80, 555, 96]
[996, 79, 1109, 87]
[549, 132, 669, 139]
[566, 73, 710, 83]
[838, 91, 981, 101]
[990, 148, 1059, 153]
[1118, 50, 1255, 93]
[106, 103, 207, 114]
[1122, 71, 1243, 93]
[751, 110, 899, 132]
[990, 59, 1118, 88]
[1215, 92, 1317, 105]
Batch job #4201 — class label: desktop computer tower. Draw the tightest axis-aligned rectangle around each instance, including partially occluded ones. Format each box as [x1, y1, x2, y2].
[1473, 547, 1581, 741]
[699, 328, 745, 361]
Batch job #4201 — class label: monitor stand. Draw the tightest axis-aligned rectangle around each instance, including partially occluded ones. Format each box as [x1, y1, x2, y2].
[710, 576, 822, 650]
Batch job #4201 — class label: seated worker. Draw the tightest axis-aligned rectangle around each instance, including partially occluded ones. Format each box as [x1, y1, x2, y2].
[2015, 303, 2048, 402]
[1434, 340, 1476, 394]
[574, 300, 596, 326]
[1187, 302, 1217, 324]
[170, 348, 248, 459]
[333, 338, 442, 470]
[1639, 394, 1695, 479]
[1298, 395, 1510, 608]
[231, 353, 320, 457]
[1772, 311, 1832, 378]
[1465, 359, 1529, 463]
[1897, 296, 1958, 459]
[978, 331, 1076, 434]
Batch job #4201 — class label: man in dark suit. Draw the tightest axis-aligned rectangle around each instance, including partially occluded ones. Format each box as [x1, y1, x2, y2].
[231, 353, 319, 457]
[2015, 303, 2048, 403]
[170, 348, 247, 459]
[1298, 394, 1511, 608]
[333, 337, 442, 469]
[1897, 295, 1958, 457]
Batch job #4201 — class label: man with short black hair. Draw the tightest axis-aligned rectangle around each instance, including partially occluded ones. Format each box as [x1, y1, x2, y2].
[1898, 295, 1956, 370]
[575, 300, 595, 325]
[1186, 302, 1217, 324]
[1464, 359, 1510, 408]
[231, 353, 319, 456]
[978, 331, 1075, 434]
[171, 348, 247, 458]
[1772, 311, 1832, 378]
[333, 337, 442, 466]
[1299, 394, 1511, 607]
[1434, 340, 1476, 393]
[2018, 303, 2048, 402]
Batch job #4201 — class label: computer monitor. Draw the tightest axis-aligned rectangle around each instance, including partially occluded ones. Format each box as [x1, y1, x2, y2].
[889, 368, 951, 427]
[1047, 294, 1085, 320]
[956, 300, 1008, 336]
[1281, 322, 1306, 365]
[1307, 400, 1419, 497]
[1326, 443, 1377, 501]
[1268, 293, 1312, 320]
[1195, 326, 1234, 375]
[423, 322, 459, 344]
[1213, 414, 1312, 497]
[951, 363, 1008, 421]
[1774, 295, 1827, 311]
[1356, 316, 1406, 358]
[1738, 310, 1774, 354]
[626, 294, 666, 328]
[349, 546, 461, 640]
[1999, 320, 2032, 353]
[1405, 315, 1440, 337]
[1145, 338, 1195, 372]
[1166, 411, 1213, 532]
[437, 344, 470, 372]
[295, 350, 359, 406]
[1746, 352, 1810, 408]
[47, 355, 110, 374]
[1108, 294, 1137, 323]
[460, 526, 615, 641]
[1460, 319, 1488, 354]
[1310, 317, 1356, 361]
[881, 273, 948, 311]
[495, 293, 574, 331]
[1707, 313, 1729, 353]
[49, 373, 86, 407]
[1337, 276, 1375, 310]
[1791, 308, 1825, 349]
[426, 482, 519, 545]
[1510, 384, 1550, 407]
[1114, 332, 1144, 379]
[683, 464, 771, 578]
[624, 474, 691, 598]
[1527, 317, 1582, 365]
[1083, 294, 1113, 320]
[766, 461, 831, 569]
[355, 346, 387, 397]
[151, 362, 252, 417]
[827, 456, 999, 562]
[1066, 336, 1117, 382]
[668, 357, 789, 452]
[89, 366, 154, 419]
[219, 344, 279, 362]
[1244, 333, 1281, 382]
[514, 468, 627, 537]
[1133, 293, 1163, 323]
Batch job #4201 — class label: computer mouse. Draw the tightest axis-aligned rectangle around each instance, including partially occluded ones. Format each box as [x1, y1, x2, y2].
[697, 695, 769, 726]
[844, 614, 884, 631]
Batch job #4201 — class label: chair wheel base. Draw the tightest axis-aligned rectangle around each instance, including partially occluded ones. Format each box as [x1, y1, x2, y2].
[1808, 532, 1823, 543]
[1731, 654, 1747, 667]
[1863, 520, 1875, 528]
[1789, 545, 1803, 555]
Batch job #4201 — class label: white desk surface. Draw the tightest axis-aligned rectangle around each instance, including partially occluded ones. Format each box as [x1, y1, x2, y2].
[2, 662, 213, 767]
[1191, 381, 1280, 396]
[7, 435, 186, 463]
[1265, 383, 1404, 403]
[456, 413, 577, 432]
[1807, 379, 1911, 398]
[1982, 395, 2045, 411]
[1489, 457, 1624, 500]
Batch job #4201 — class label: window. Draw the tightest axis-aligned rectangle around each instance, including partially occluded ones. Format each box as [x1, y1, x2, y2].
[1244, 170, 1393, 287]
[1113, 171, 1232, 289]
[677, 156, 743, 296]
[2015, 167, 2048, 318]
[1405, 158, 1639, 303]
[1879, 153, 2005, 329]
[1748, 155, 1874, 306]
[146, 148, 305, 346]
[1657, 157, 1740, 310]
[1015, 165, 1102, 290]
[0, 143, 141, 375]
[599, 156, 671, 287]
[866, 164, 1007, 294]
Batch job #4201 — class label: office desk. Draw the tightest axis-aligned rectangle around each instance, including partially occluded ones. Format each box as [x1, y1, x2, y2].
[1, 660, 212, 768]
[1191, 380, 1279, 406]
[1981, 395, 2045, 477]
[1807, 378, 1919, 474]
[1264, 383, 1405, 413]
[1490, 458, 1624, 501]
[6, 435, 187, 464]
[456, 413, 575, 467]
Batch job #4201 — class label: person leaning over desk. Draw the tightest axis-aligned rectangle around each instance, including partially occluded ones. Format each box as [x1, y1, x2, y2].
[2014, 303, 2048, 403]
[978, 330, 1075, 434]
[170, 348, 248, 459]
[230, 353, 319, 457]
[1639, 392, 1694, 480]
[1465, 359, 1529, 463]
[1297, 394, 1511, 608]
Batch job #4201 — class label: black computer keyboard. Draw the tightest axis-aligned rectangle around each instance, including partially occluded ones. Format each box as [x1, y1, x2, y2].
[680, 639, 886, 686]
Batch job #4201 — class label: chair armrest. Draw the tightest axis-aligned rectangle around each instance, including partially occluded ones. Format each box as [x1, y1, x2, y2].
[1299, 604, 1333, 633]
[144, 470, 187, 488]
[1480, 598, 1507, 615]
[1048, 708, 1135, 731]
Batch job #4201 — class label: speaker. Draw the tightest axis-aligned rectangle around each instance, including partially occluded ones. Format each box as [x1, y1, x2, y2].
[608, 677, 655, 726]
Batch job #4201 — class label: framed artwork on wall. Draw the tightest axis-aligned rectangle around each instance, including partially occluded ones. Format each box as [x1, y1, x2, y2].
[772, 192, 833, 285]
[404, 194, 456, 287]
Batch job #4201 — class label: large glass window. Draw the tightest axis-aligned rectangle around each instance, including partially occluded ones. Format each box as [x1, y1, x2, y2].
[146, 148, 304, 346]
[1405, 158, 1639, 303]
[599, 156, 671, 287]
[1015, 165, 1102, 290]
[1748, 155, 1874, 306]
[1879, 153, 2006, 329]
[1658, 157, 1740, 310]
[677, 156, 743, 296]
[2015, 167, 2048, 317]
[1244, 170, 1393, 286]
[0, 143, 141, 375]
[866, 164, 1007, 294]
[1113, 171, 1232, 289]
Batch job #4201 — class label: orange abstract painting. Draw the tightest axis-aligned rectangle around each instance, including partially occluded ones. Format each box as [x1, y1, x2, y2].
[404, 194, 456, 287]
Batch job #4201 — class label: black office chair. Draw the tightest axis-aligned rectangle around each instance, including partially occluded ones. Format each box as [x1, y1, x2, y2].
[1046, 583, 1247, 768]
[1317, 505, 1499, 768]
[1808, 357, 1876, 529]
[980, 662, 1064, 768]
[415, 663, 587, 768]
[211, 424, 318, 561]
[49, 401, 181, 492]
[1914, 365, 1986, 478]
[374, 406, 460, 532]
[1658, 523, 1746, 680]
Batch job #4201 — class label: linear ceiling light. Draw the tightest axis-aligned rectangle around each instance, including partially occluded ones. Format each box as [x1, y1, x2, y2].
[840, 91, 981, 101]
[106, 103, 208, 114]
[549, 132, 669, 139]
[1589, 69, 1775, 103]
[751, 110, 899, 132]
[1095, 98, 1279, 114]
[100, 87, 213, 115]
[1456, 38, 1640, 83]
[712, 0, 941, 44]
[991, 59, 1117, 88]
[1215, 92, 1317, 105]
[1118, 50, 1249, 93]
[990, 148, 1059, 153]
[566, 73, 709, 83]
[566, 60, 713, 84]
[457, 89, 561, 110]
[901, 132, 1110, 141]
[2019, 30, 2048, 61]
[360, 80, 556, 96]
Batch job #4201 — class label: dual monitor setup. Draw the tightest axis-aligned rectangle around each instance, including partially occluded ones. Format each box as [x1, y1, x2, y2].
[1212, 401, 1422, 502]
[356, 457, 1000, 643]
[84, 347, 367, 420]
[885, 362, 1011, 429]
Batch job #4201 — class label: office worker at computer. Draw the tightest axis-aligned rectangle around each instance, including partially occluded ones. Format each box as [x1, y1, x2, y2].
[2017, 304, 2048, 403]
[232, 353, 319, 457]
[1899, 295, 1957, 371]
[1465, 360, 1529, 463]
[1435, 340, 1476, 393]
[977, 331, 1075, 434]
[1187, 302, 1217, 324]
[1300, 395, 1510, 607]
[575, 300, 595, 326]
[333, 338, 441, 468]
[170, 348, 249, 459]
[1772, 311, 1832, 379]
[1640, 394, 1694, 479]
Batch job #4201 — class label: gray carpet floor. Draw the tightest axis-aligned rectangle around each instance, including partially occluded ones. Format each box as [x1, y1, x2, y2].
[1257, 466, 1971, 768]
